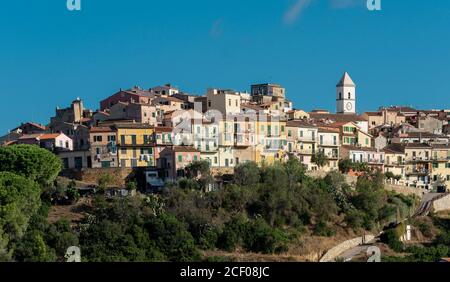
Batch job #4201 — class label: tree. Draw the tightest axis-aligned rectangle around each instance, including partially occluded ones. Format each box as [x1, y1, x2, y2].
[146, 213, 200, 262]
[0, 145, 62, 187]
[0, 172, 41, 259]
[97, 173, 114, 193]
[312, 151, 329, 169]
[234, 162, 260, 186]
[185, 160, 213, 191]
[283, 158, 306, 189]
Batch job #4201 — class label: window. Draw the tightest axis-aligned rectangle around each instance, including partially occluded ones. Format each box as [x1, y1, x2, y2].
[300, 131, 303, 137]
[281, 126, 285, 133]
[288, 130, 292, 137]
[208, 101, 211, 107]
[228, 99, 231, 106]
[121, 148, 127, 155]
[108, 135, 116, 142]
[365, 138, 369, 145]
[446, 163, 450, 169]
[333, 136, 337, 145]
[214, 157, 218, 164]
[194, 155, 198, 161]
[433, 163, 439, 169]
[96, 148, 100, 155]
[339, 92, 342, 100]
[320, 135, 324, 145]
[348, 92, 351, 99]
[178, 155, 183, 162]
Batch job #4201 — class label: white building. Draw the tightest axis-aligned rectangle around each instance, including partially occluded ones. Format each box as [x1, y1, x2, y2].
[336, 72, 356, 115]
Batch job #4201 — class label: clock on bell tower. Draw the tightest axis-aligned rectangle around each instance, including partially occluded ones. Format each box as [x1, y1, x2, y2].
[336, 72, 356, 114]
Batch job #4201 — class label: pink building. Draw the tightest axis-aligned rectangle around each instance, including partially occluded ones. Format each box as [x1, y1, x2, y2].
[100, 87, 155, 111]
[159, 146, 201, 181]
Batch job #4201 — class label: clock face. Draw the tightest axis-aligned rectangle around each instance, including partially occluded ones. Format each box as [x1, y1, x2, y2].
[346, 102, 353, 111]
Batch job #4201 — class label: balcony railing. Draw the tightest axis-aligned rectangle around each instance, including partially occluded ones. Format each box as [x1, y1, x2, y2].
[298, 136, 316, 142]
[406, 168, 430, 175]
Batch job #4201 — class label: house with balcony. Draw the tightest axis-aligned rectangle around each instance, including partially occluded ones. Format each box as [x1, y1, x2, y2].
[404, 143, 433, 189]
[255, 115, 287, 165]
[383, 144, 407, 185]
[89, 126, 118, 168]
[340, 145, 385, 172]
[286, 120, 318, 170]
[318, 128, 340, 171]
[114, 123, 156, 168]
[159, 146, 201, 181]
[430, 144, 450, 190]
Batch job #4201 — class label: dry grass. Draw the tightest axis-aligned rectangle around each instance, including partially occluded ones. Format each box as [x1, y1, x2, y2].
[47, 197, 91, 225]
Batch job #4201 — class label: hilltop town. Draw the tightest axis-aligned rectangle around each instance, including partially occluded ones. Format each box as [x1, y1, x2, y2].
[1, 72, 450, 192]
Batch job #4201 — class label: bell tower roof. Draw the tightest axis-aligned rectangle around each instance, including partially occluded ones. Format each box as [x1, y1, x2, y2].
[336, 72, 355, 87]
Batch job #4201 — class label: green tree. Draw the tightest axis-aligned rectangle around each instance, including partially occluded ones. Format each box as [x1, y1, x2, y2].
[0, 172, 41, 259]
[146, 213, 200, 262]
[234, 162, 260, 186]
[312, 151, 329, 169]
[185, 160, 213, 191]
[0, 145, 62, 187]
[97, 173, 114, 193]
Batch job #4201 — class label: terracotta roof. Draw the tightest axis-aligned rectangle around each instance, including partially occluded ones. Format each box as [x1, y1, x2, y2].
[432, 144, 450, 149]
[40, 133, 62, 140]
[172, 146, 200, 153]
[286, 120, 317, 128]
[309, 113, 367, 122]
[90, 127, 114, 133]
[155, 127, 173, 133]
[18, 134, 43, 140]
[112, 123, 154, 129]
[397, 132, 447, 139]
[318, 128, 340, 134]
[363, 112, 382, 116]
[342, 145, 381, 152]
[383, 144, 405, 154]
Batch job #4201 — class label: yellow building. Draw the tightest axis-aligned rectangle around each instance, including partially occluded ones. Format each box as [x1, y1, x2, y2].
[321, 121, 372, 148]
[431, 144, 450, 190]
[114, 123, 156, 168]
[254, 115, 287, 165]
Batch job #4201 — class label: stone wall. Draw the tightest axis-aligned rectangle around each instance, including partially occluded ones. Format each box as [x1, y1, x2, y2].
[385, 184, 425, 198]
[60, 167, 134, 187]
[319, 234, 375, 262]
[432, 194, 450, 213]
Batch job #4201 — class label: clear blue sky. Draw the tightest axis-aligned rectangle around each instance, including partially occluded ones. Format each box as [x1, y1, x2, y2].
[1, 0, 450, 134]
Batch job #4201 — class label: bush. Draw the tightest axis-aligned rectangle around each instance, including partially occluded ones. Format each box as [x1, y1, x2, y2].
[243, 218, 289, 254]
[381, 228, 404, 252]
[217, 215, 248, 252]
[313, 220, 336, 237]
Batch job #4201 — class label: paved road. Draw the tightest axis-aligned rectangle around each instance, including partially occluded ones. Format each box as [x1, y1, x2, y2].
[337, 245, 370, 262]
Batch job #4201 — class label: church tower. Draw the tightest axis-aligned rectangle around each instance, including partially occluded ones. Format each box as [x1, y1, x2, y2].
[336, 72, 356, 114]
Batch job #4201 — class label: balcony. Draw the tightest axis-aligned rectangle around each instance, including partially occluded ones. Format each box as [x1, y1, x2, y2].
[406, 168, 430, 176]
[407, 157, 431, 163]
[368, 159, 385, 165]
[298, 136, 316, 142]
[319, 141, 339, 147]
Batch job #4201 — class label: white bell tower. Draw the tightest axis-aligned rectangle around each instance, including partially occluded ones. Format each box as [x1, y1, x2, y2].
[336, 72, 356, 114]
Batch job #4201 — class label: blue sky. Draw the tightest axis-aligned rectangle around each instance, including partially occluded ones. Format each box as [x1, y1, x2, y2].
[1, 0, 450, 134]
